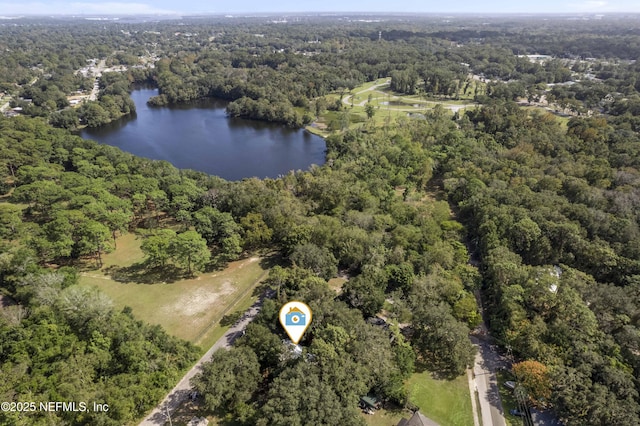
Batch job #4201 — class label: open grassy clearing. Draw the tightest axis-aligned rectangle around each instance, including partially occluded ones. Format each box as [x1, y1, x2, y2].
[357, 77, 393, 92]
[78, 233, 271, 347]
[520, 104, 571, 128]
[407, 370, 474, 426]
[310, 77, 481, 135]
[98, 232, 145, 268]
[309, 76, 577, 138]
[327, 276, 347, 294]
[360, 368, 474, 426]
[362, 406, 407, 426]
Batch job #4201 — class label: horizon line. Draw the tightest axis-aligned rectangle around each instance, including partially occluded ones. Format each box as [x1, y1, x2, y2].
[4, 11, 640, 17]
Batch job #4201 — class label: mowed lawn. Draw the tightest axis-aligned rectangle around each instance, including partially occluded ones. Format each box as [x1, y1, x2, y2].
[407, 371, 474, 426]
[362, 369, 474, 426]
[79, 233, 269, 346]
[309, 77, 480, 136]
[362, 407, 407, 426]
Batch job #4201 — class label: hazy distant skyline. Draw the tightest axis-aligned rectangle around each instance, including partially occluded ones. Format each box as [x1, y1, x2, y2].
[2, 0, 640, 16]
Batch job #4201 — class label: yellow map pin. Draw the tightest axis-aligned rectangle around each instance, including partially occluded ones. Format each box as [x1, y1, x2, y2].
[279, 301, 312, 344]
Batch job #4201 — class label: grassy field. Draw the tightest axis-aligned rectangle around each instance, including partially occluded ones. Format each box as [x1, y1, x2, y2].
[520, 104, 571, 128]
[406, 370, 474, 426]
[308, 76, 579, 139]
[362, 406, 408, 426]
[78, 233, 271, 348]
[361, 369, 474, 426]
[309, 77, 481, 135]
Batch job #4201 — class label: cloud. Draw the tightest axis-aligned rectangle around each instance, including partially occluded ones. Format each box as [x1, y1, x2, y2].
[0, 2, 179, 15]
[568, 0, 640, 12]
[583, 1, 608, 8]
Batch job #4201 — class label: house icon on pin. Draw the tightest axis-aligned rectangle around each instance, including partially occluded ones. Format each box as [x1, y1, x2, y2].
[285, 307, 306, 326]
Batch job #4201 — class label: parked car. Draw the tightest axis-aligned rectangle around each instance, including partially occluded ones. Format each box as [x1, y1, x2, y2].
[510, 409, 525, 417]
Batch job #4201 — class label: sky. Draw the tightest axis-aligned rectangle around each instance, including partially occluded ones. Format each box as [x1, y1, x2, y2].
[1, 0, 640, 16]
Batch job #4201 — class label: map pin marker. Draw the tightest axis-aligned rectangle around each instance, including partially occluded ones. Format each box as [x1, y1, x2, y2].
[279, 301, 312, 344]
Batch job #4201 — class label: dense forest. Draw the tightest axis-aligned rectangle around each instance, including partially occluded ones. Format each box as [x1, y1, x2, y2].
[1, 13, 640, 426]
[4, 16, 640, 128]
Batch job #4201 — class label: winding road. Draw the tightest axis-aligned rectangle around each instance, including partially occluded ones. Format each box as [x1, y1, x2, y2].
[341, 79, 391, 106]
[138, 290, 273, 426]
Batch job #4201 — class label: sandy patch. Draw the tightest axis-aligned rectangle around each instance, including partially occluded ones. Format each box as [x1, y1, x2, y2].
[238, 257, 260, 269]
[164, 281, 235, 318]
[223, 257, 260, 274]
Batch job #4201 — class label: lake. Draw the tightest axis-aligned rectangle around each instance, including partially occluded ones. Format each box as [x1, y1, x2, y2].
[80, 88, 326, 181]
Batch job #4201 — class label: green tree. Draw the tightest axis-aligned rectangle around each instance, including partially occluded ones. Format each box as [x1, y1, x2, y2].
[220, 233, 243, 262]
[78, 102, 111, 127]
[30, 216, 74, 262]
[191, 206, 243, 262]
[290, 243, 337, 280]
[412, 303, 475, 377]
[169, 230, 210, 275]
[392, 328, 416, 378]
[341, 275, 385, 317]
[10, 180, 69, 217]
[49, 108, 79, 129]
[75, 220, 111, 267]
[365, 102, 376, 120]
[141, 229, 176, 267]
[0, 204, 23, 240]
[193, 347, 261, 418]
[386, 262, 414, 293]
[240, 212, 273, 249]
[258, 363, 365, 426]
[452, 293, 482, 328]
[236, 323, 283, 370]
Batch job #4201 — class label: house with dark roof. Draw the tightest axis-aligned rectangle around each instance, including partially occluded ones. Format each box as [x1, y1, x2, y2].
[397, 411, 440, 426]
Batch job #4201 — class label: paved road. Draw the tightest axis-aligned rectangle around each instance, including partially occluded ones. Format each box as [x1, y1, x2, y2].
[138, 291, 272, 426]
[88, 59, 106, 101]
[469, 285, 507, 426]
[471, 334, 507, 426]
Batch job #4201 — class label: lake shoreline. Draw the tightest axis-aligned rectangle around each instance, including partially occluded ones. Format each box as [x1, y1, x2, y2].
[80, 88, 326, 181]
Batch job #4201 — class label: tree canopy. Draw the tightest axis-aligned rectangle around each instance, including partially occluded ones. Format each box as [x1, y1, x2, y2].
[2, 14, 640, 426]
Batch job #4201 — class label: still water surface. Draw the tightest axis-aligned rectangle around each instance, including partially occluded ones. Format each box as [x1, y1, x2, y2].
[81, 88, 325, 181]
